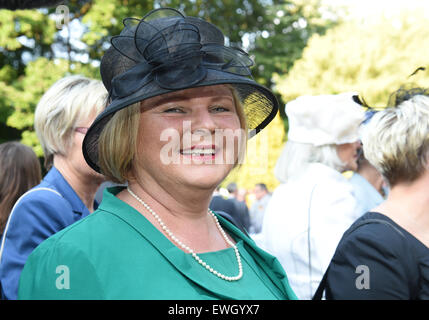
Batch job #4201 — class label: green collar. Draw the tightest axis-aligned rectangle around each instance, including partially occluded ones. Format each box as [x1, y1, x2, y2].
[99, 186, 296, 300]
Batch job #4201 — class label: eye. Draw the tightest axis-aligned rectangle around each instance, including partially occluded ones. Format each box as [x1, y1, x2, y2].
[163, 107, 185, 113]
[211, 105, 231, 113]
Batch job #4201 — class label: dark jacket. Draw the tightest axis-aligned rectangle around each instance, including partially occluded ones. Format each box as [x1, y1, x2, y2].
[209, 195, 249, 232]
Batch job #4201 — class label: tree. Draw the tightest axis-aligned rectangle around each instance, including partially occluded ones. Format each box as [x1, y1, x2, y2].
[250, 0, 334, 87]
[0, 8, 58, 145]
[274, 10, 429, 108]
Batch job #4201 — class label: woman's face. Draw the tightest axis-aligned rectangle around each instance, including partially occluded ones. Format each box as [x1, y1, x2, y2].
[336, 141, 361, 172]
[68, 112, 105, 183]
[133, 85, 243, 190]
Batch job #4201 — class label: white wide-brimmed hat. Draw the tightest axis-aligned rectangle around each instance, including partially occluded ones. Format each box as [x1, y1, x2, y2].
[285, 92, 365, 146]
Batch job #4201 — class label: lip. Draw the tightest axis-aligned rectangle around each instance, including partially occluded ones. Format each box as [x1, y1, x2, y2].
[180, 144, 219, 160]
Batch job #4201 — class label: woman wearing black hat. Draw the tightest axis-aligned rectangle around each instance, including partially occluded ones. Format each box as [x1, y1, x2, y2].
[18, 8, 296, 300]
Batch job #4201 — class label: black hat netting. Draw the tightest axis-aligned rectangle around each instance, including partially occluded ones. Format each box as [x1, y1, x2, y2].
[387, 85, 429, 107]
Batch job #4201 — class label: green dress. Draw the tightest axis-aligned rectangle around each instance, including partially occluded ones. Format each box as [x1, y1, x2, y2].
[18, 187, 297, 300]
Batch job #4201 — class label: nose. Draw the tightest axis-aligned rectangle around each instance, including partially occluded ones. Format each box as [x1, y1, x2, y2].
[191, 108, 217, 134]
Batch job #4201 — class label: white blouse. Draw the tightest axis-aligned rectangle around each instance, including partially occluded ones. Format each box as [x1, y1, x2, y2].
[256, 163, 361, 300]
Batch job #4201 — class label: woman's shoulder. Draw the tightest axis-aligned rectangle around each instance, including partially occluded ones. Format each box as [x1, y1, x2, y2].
[290, 164, 354, 195]
[18, 183, 64, 202]
[333, 211, 420, 270]
[26, 210, 114, 259]
[341, 212, 408, 248]
[307, 163, 346, 180]
[31, 211, 98, 250]
[9, 184, 71, 226]
[18, 213, 107, 299]
[326, 211, 423, 299]
[14, 172, 71, 210]
[49, 208, 120, 241]
[352, 212, 429, 264]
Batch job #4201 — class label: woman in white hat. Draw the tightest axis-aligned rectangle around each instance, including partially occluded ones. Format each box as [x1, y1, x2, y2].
[258, 92, 365, 300]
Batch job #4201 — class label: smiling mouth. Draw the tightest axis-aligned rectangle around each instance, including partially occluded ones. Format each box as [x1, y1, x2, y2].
[180, 145, 217, 157]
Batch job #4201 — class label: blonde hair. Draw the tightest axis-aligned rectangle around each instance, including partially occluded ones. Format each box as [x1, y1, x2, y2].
[34, 75, 108, 169]
[98, 85, 248, 184]
[98, 102, 141, 184]
[362, 94, 429, 187]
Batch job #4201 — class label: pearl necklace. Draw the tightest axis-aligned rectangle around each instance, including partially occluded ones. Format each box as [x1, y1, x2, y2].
[127, 187, 243, 281]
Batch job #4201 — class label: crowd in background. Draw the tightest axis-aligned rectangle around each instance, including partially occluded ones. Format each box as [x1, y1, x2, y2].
[2, 77, 429, 300]
[0, 5, 428, 301]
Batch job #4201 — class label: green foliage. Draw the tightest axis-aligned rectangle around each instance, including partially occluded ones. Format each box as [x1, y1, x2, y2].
[5, 57, 70, 155]
[0, 9, 56, 70]
[275, 11, 429, 108]
[0, 8, 56, 135]
[251, 0, 334, 88]
[21, 130, 43, 156]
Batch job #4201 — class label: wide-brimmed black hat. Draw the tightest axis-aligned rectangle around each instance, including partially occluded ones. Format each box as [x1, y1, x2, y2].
[83, 8, 279, 172]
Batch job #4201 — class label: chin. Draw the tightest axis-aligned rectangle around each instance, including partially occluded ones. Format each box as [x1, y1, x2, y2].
[181, 177, 221, 191]
[180, 165, 232, 189]
[346, 162, 358, 172]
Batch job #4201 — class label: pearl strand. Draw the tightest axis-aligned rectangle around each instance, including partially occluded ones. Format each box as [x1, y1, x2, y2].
[127, 187, 243, 281]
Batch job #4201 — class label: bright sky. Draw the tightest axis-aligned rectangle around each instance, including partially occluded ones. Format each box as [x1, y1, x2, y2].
[322, 0, 429, 19]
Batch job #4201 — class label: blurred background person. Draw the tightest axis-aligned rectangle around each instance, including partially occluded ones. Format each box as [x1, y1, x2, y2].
[0, 75, 107, 300]
[0, 142, 41, 238]
[259, 92, 364, 299]
[348, 109, 386, 216]
[349, 152, 385, 216]
[227, 182, 251, 232]
[322, 89, 429, 300]
[322, 90, 429, 299]
[236, 187, 248, 204]
[209, 186, 244, 232]
[249, 183, 271, 235]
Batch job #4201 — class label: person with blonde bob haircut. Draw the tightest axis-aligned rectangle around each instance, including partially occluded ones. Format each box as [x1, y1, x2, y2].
[0, 75, 107, 300]
[34, 75, 107, 171]
[18, 8, 297, 300]
[258, 92, 365, 300]
[318, 91, 429, 300]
